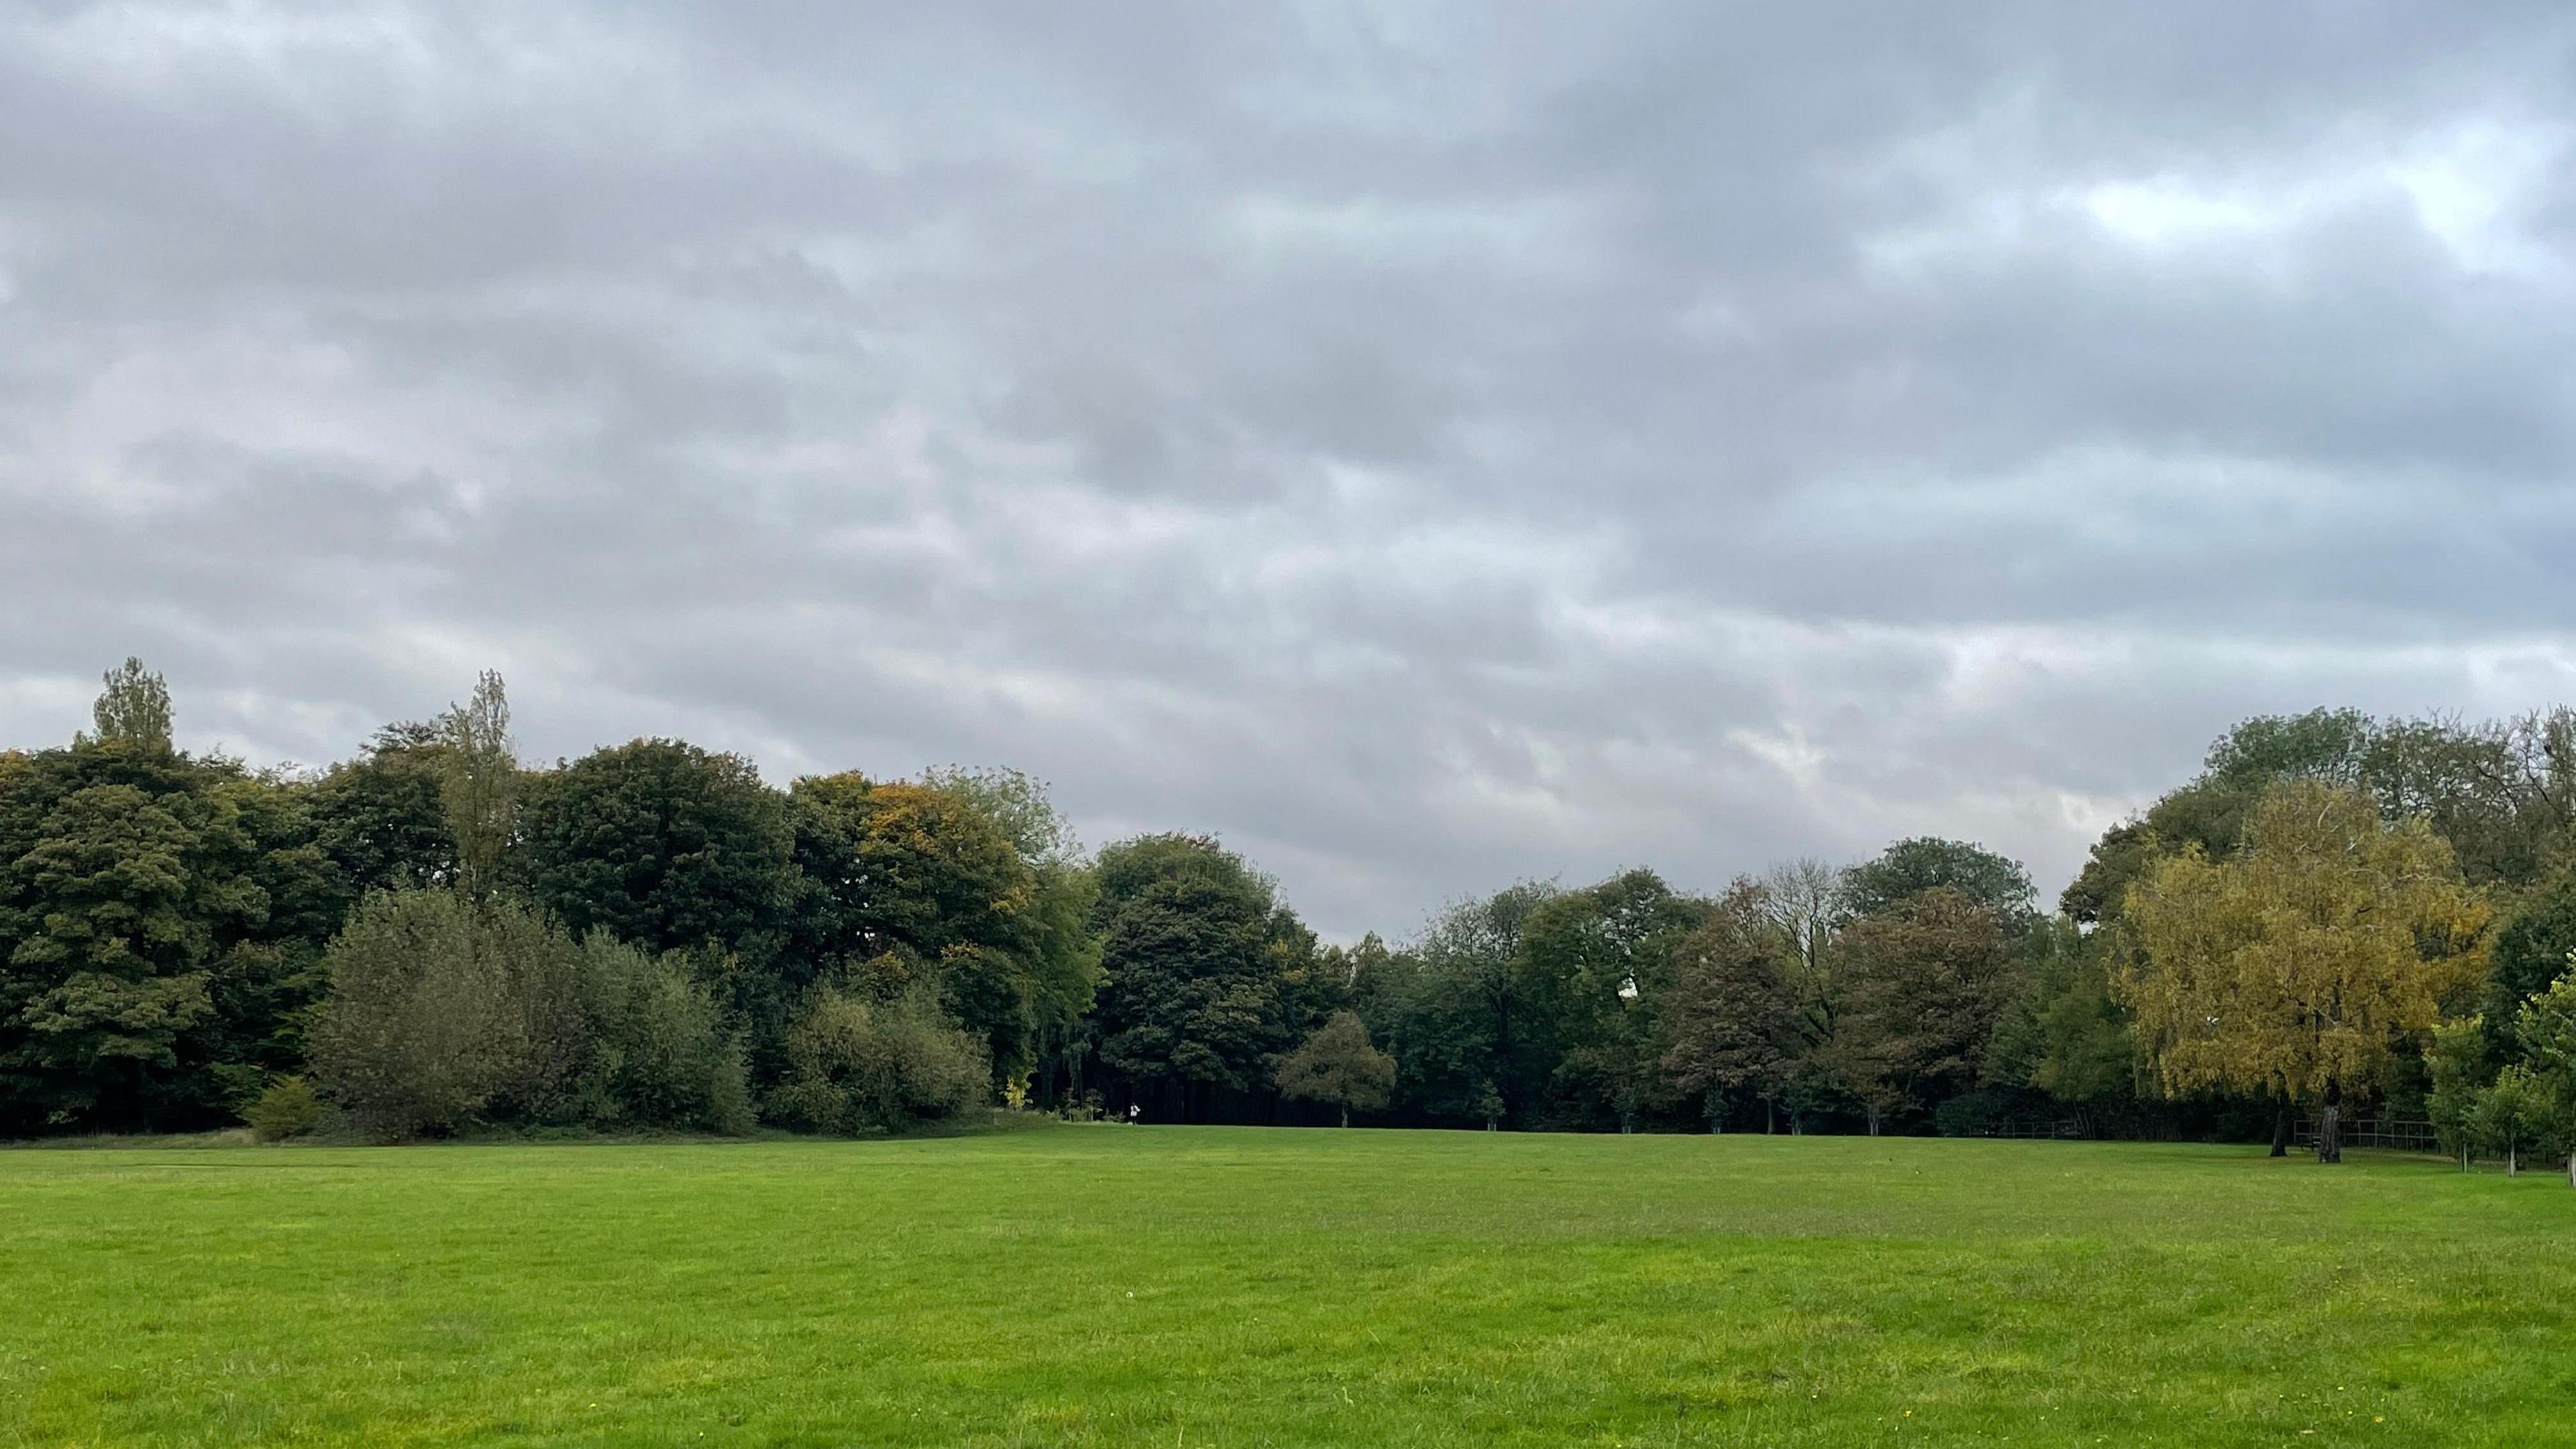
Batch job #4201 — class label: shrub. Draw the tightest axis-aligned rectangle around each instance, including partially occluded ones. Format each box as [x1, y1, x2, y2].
[244, 1076, 323, 1141]
[771, 987, 989, 1135]
[574, 932, 753, 1134]
[311, 890, 536, 1140]
[311, 890, 753, 1140]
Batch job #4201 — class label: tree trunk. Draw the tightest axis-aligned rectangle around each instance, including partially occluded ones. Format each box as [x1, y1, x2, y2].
[2315, 1083, 2342, 1165]
[1864, 1104, 1882, 1137]
[1764, 1097, 1775, 1135]
[2269, 1101, 2291, 1158]
[2508, 1142, 2518, 1177]
[1339, 1104, 1348, 1128]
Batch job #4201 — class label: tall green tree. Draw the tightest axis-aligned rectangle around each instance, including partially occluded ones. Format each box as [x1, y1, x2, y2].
[521, 739, 797, 960]
[2481, 872, 2576, 1059]
[439, 671, 517, 902]
[0, 669, 327, 1131]
[2023, 932, 2135, 1107]
[1839, 838, 2035, 928]
[1085, 835, 1313, 1121]
[1515, 868, 1709, 1130]
[81, 657, 173, 753]
[1362, 881, 1558, 1126]
[1273, 1010, 1394, 1126]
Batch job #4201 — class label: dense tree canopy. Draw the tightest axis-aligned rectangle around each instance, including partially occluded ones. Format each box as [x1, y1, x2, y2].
[1829, 888, 2021, 1132]
[1660, 881, 1810, 1130]
[13, 659, 2576, 1175]
[1837, 839, 2035, 926]
[787, 773, 1093, 1088]
[1513, 869, 1709, 1130]
[0, 729, 326, 1132]
[307, 723, 456, 902]
[521, 739, 797, 960]
[1086, 835, 1319, 1120]
[1359, 881, 1557, 1127]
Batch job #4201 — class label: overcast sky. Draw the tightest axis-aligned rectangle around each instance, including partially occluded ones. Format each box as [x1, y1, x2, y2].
[4, 3, 2573, 936]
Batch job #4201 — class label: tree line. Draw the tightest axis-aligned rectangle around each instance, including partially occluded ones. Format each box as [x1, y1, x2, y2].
[5, 661, 2574, 1180]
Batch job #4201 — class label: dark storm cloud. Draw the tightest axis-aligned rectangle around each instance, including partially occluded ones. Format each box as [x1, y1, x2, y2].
[7, 1, 2576, 933]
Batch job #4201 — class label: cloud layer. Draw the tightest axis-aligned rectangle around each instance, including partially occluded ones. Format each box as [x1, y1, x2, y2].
[7, 1, 2575, 935]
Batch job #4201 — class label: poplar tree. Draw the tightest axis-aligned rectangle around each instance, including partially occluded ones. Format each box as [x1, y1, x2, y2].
[439, 671, 517, 902]
[84, 657, 173, 752]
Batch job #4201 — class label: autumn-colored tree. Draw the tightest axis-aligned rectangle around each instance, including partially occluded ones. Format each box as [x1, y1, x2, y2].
[916, 767, 1103, 1107]
[2119, 782, 2490, 1163]
[1660, 880, 1809, 1132]
[1828, 887, 2021, 1133]
[788, 773, 1097, 1095]
[1273, 1010, 1394, 1126]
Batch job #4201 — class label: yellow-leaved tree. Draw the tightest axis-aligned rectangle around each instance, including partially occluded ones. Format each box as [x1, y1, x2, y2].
[2118, 781, 2489, 1163]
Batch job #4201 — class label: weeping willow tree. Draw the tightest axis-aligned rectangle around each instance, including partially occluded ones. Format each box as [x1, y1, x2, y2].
[2118, 781, 2489, 1163]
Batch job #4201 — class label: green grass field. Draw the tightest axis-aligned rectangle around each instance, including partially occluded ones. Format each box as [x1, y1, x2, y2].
[2, 1126, 2570, 1448]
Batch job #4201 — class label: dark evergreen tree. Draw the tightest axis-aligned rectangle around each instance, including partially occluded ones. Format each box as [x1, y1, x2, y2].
[521, 738, 797, 959]
[1085, 835, 1313, 1122]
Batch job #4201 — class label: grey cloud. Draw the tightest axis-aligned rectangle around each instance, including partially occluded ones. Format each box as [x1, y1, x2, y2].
[7, 1, 2576, 934]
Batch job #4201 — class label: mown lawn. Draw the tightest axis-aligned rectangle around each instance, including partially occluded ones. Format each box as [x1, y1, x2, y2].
[0, 1126, 2569, 1447]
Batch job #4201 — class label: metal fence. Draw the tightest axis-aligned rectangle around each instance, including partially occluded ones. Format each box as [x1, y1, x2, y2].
[2294, 1115, 2440, 1152]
